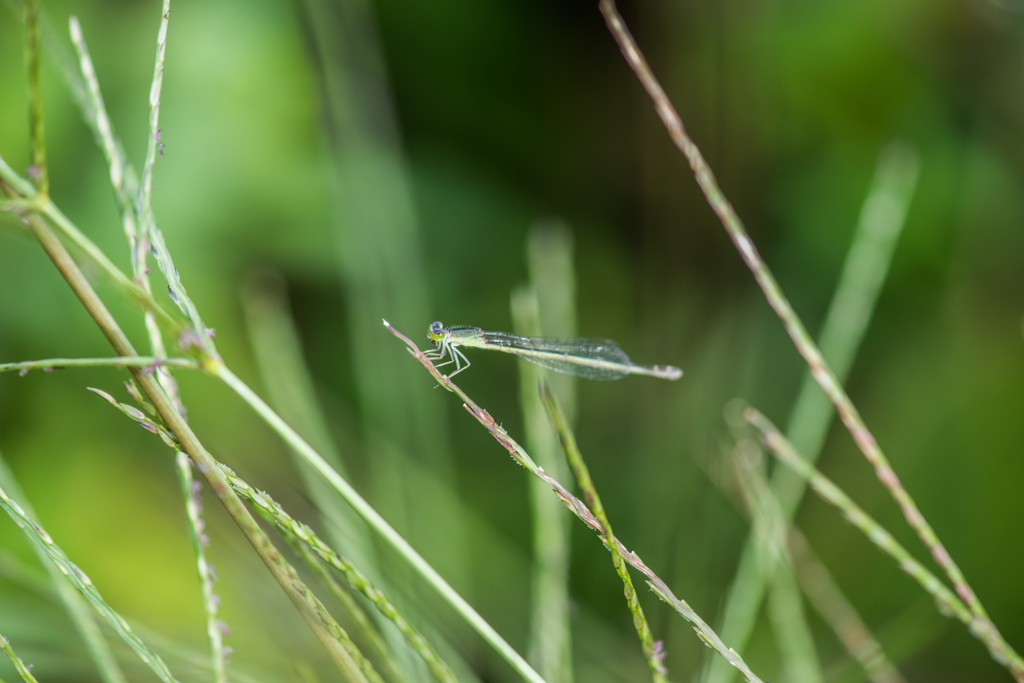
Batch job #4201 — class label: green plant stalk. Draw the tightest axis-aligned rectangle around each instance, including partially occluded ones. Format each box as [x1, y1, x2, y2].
[221, 465, 452, 683]
[0, 477, 179, 682]
[511, 286, 574, 683]
[284, 531, 405, 683]
[212, 362, 544, 683]
[744, 408, 1024, 680]
[0, 636, 39, 683]
[0, 454, 129, 683]
[707, 144, 918, 683]
[175, 453, 227, 683]
[385, 320, 767, 683]
[788, 529, 907, 683]
[598, 0, 999, 641]
[19, 208, 371, 679]
[730, 443, 821, 683]
[0, 356, 197, 374]
[540, 384, 667, 683]
[24, 0, 46, 197]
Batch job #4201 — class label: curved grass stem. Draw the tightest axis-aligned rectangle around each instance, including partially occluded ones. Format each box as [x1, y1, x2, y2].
[1, 635, 40, 683]
[596, 0, 1015, 675]
[745, 408, 1024, 680]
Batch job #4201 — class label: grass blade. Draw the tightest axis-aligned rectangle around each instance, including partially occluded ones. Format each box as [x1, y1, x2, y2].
[0, 455, 127, 683]
[0, 481, 180, 683]
[745, 407, 1024, 679]
[0, 635, 39, 683]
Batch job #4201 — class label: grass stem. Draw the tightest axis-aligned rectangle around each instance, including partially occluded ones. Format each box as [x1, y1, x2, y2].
[0, 636, 39, 683]
[540, 383, 667, 683]
[596, 0, 1011, 672]
[745, 407, 1024, 680]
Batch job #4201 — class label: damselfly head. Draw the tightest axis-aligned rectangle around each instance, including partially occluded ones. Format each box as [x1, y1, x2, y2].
[428, 320, 445, 345]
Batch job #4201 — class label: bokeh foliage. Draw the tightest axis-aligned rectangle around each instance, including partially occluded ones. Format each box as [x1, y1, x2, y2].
[1, 0, 1023, 681]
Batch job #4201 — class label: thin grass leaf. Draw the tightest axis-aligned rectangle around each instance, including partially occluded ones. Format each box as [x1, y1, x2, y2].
[744, 407, 1024, 678]
[0, 483, 181, 683]
[0, 636, 39, 683]
[23, 0, 47, 197]
[67, 16, 140, 257]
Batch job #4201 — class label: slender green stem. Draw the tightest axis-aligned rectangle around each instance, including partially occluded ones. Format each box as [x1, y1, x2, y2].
[0, 636, 39, 683]
[386, 320, 766, 683]
[744, 408, 1024, 680]
[0, 453, 128, 683]
[222, 465, 450, 683]
[175, 454, 227, 683]
[598, 0, 1008, 668]
[0, 356, 197, 375]
[24, 0, 47, 197]
[540, 384, 667, 683]
[212, 362, 545, 683]
[0, 478, 179, 682]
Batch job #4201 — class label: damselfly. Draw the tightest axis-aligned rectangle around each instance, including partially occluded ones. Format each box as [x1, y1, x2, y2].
[425, 321, 682, 380]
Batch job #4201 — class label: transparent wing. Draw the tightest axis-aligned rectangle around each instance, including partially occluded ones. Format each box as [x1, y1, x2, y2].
[479, 331, 631, 380]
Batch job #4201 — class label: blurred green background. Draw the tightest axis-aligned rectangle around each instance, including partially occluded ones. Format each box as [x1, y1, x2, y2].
[1, 0, 1023, 682]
